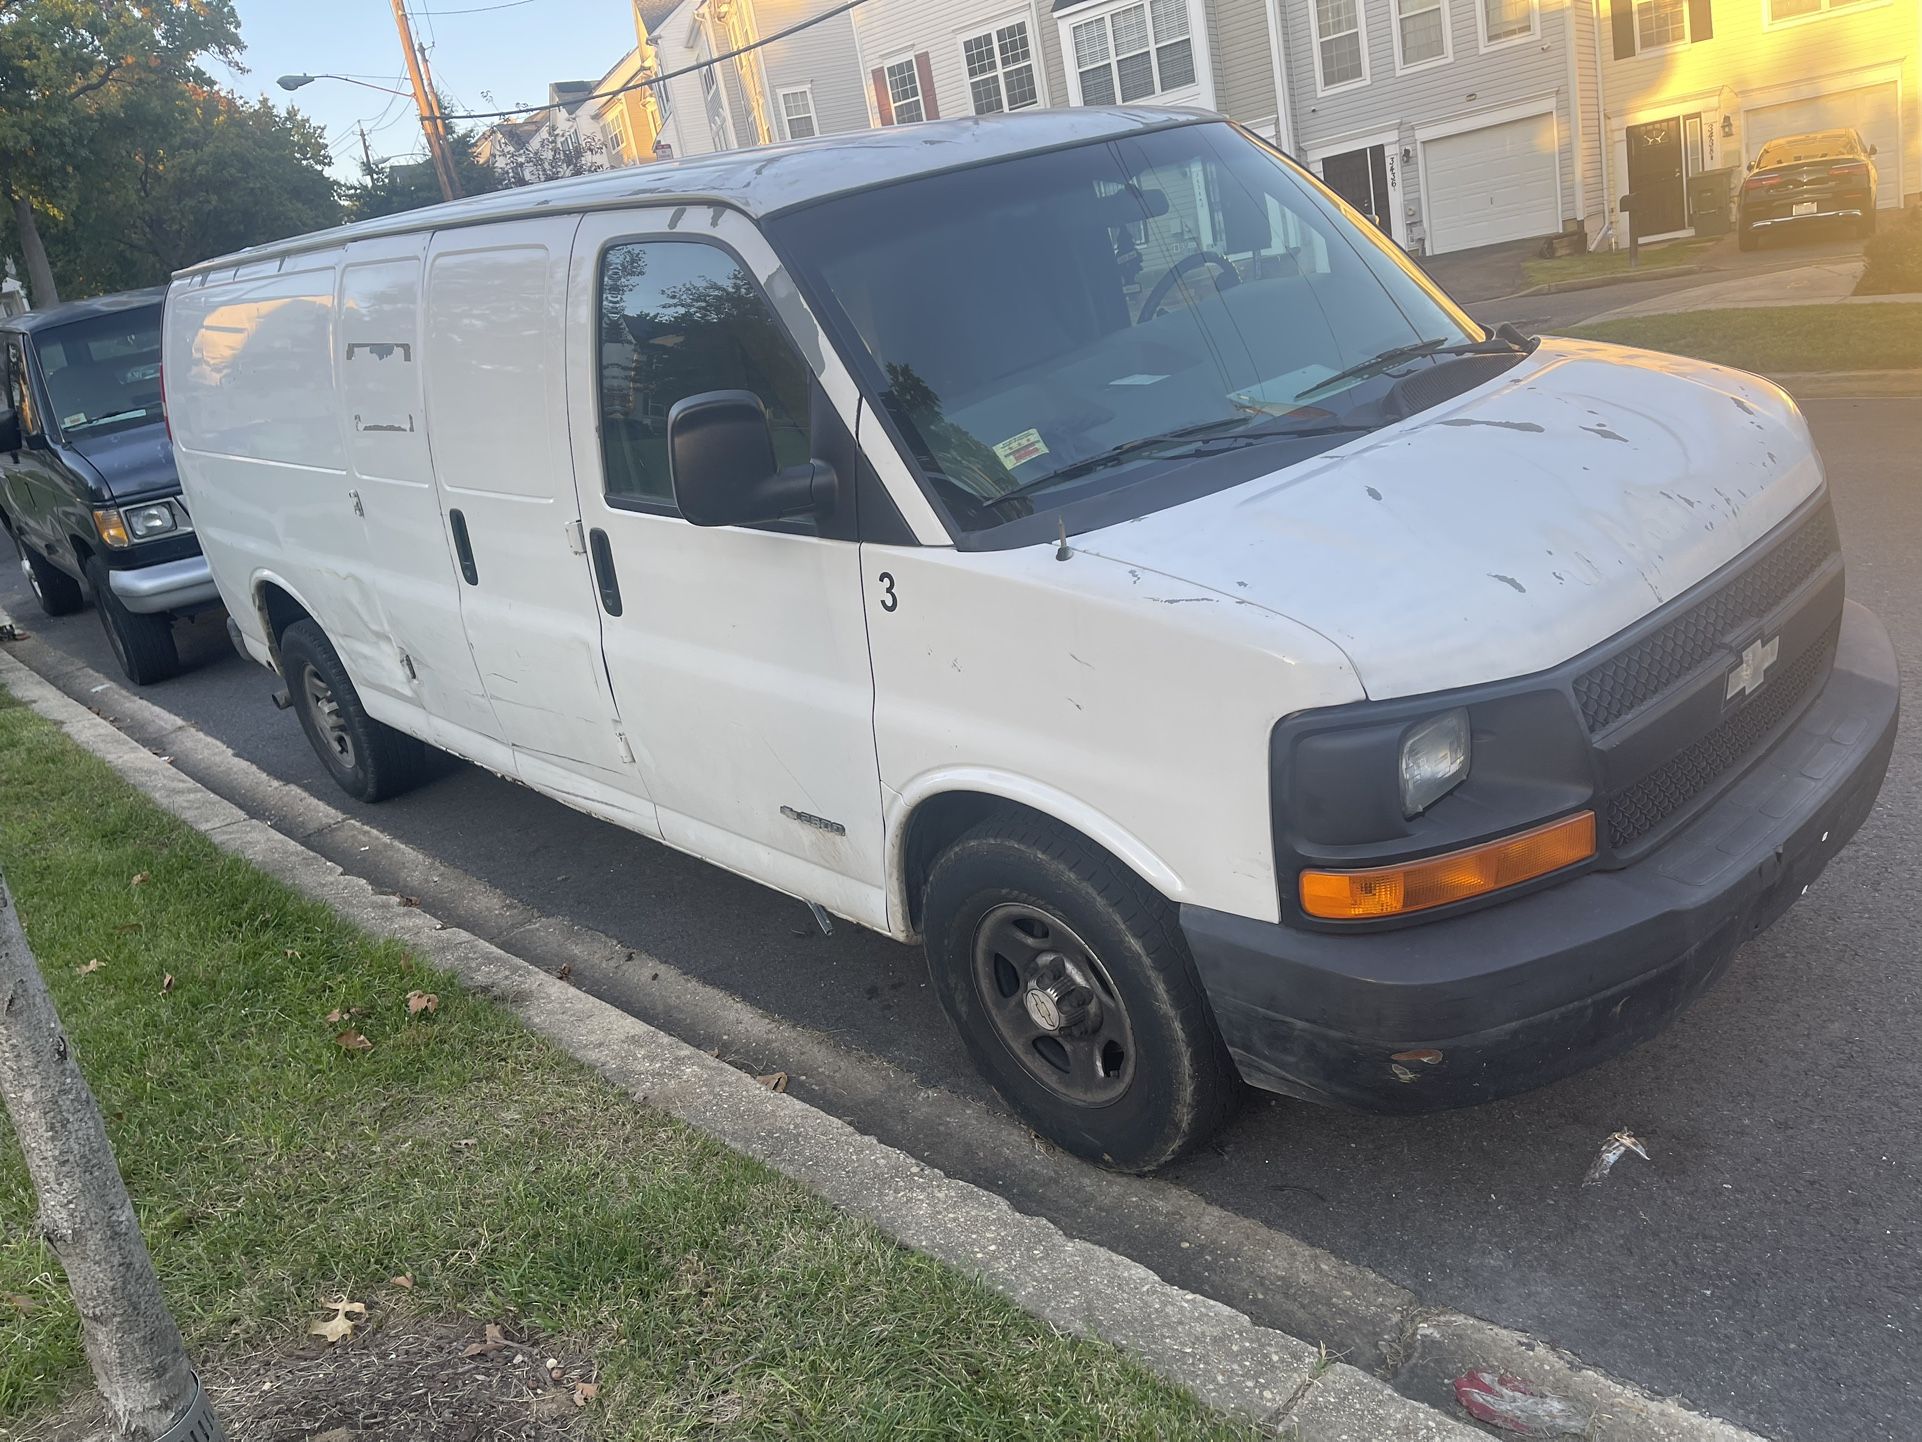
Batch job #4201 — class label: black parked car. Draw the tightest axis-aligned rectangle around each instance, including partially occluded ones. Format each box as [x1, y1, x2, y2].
[1737, 128, 1879, 250]
[1, 288, 219, 684]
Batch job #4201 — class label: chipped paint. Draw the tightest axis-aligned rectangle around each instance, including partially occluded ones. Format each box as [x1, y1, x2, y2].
[1439, 418, 1544, 432]
[1488, 573, 1526, 593]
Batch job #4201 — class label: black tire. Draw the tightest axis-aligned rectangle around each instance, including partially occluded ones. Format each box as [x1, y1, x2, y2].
[19, 543, 85, 617]
[86, 557, 179, 685]
[1858, 209, 1877, 239]
[1736, 224, 1759, 252]
[279, 619, 428, 802]
[922, 813, 1241, 1171]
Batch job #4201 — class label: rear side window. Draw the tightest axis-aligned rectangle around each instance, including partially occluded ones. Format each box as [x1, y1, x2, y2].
[4, 337, 40, 437]
[596, 240, 813, 510]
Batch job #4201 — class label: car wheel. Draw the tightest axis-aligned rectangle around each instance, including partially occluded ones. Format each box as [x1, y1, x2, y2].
[86, 557, 179, 685]
[1858, 209, 1877, 239]
[20, 544, 85, 617]
[279, 619, 428, 802]
[1736, 224, 1759, 252]
[922, 812, 1241, 1171]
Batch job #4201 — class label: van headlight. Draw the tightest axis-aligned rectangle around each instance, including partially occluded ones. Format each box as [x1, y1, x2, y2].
[1400, 708, 1471, 816]
[92, 502, 181, 548]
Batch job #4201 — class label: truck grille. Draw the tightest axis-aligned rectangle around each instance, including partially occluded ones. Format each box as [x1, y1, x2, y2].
[1607, 627, 1836, 850]
[1573, 504, 1839, 734]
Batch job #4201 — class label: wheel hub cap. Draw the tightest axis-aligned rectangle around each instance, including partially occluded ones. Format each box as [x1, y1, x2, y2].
[302, 665, 357, 770]
[972, 904, 1136, 1108]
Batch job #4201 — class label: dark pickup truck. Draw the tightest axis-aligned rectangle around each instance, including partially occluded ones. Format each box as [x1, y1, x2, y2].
[1, 288, 218, 684]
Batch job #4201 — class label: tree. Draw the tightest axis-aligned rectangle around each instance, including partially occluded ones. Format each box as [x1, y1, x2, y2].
[0, 867, 217, 1440]
[7, 82, 342, 298]
[347, 119, 500, 221]
[487, 122, 609, 188]
[0, 0, 242, 306]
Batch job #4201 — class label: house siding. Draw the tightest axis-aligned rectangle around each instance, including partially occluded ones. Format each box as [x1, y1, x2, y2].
[755, 0, 871, 136]
[1572, 0, 1606, 228]
[1215, 0, 1282, 122]
[1599, 0, 1919, 211]
[1285, 0, 1584, 249]
[852, 0, 1066, 122]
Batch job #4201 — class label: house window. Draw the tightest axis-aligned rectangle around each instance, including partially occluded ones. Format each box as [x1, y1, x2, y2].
[1635, 0, 1687, 47]
[1768, 0, 1866, 17]
[1397, 0, 1447, 65]
[779, 86, 817, 139]
[1071, 0, 1195, 106]
[885, 57, 925, 123]
[1313, 0, 1366, 88]
[964, 20, 1041, 113]
[1482, 0, 1536, 41]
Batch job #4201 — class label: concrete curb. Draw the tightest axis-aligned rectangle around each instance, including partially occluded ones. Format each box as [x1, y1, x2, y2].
[1777, 369, 1922, 398]
[1504, 262, 1710, 298]
[0, 637, 1478, 1441]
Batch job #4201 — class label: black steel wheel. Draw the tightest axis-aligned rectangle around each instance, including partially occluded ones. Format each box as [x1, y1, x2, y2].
[923, 812, 1241, 1171]
[279, 619, 429, 802]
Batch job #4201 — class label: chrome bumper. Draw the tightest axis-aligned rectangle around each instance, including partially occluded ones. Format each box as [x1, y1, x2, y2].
[108, 555, 221, 615]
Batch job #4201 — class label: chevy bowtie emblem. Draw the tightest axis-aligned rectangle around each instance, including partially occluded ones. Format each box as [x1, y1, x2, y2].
[1726, 635, 1780, 701]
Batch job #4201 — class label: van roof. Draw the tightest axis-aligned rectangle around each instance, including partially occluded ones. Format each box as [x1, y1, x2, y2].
[173, 106, 1214, 279]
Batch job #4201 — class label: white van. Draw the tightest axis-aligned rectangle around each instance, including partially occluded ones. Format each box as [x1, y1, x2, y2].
[164, 109, 1897, 1170]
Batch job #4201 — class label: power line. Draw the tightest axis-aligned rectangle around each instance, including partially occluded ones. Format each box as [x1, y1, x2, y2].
[431, 0, 870, 122]
[413, 0, 537, 13]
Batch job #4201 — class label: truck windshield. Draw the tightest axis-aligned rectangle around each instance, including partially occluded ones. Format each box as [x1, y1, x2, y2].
[770, 122, 1484, 535]
[37, 305, 165, 439]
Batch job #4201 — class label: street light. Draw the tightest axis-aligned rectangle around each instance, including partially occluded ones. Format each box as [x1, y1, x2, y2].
[277, 74, 412, 98]
[276, 67, 461, 203]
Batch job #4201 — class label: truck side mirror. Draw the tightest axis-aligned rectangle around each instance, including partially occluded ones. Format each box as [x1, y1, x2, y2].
[0, 408, 20, 454]
[667, 389, 836, 529]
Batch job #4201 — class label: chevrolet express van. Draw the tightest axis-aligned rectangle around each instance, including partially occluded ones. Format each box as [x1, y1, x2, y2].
[164, 110, 1898, 1170]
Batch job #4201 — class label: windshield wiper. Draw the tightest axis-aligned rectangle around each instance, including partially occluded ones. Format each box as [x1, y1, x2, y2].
[1296, 329, 1534, 402]
[66, 408, 152, 432]
[982, 415, 1372, 511]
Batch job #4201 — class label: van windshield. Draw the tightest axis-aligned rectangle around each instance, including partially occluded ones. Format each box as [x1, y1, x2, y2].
[770, 121, 1488, 535]
[36, 305, 165, 439]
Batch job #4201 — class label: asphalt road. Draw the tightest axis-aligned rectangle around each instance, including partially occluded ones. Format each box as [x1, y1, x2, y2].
[5, 398, 1916, 1441]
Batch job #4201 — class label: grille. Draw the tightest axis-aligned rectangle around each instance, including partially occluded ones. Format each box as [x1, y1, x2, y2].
[1573, 504, 1839, 734]
[1607, 630, 1835, 851]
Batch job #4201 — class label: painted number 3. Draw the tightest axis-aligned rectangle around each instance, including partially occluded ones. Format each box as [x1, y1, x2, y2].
[877, 572, 898, 612]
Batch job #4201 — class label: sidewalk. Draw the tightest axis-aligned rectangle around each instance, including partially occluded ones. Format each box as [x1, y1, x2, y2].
[1587, 257, 1922, 321]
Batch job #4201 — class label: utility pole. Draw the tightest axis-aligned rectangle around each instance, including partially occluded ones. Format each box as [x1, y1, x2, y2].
[357, 123, 375, 178]
[390, 0, 461, 202]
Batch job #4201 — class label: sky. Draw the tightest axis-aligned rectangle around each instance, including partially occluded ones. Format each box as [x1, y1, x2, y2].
[220, 0, 642, 181]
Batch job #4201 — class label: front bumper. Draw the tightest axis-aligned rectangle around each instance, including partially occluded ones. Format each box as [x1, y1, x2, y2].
[1183, 600, 1899, 1112]
[107, 555, 220, 615]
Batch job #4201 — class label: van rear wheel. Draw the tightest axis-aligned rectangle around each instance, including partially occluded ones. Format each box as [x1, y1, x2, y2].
[922, 814, 1241, 1171]
[279, 619, 429, 802]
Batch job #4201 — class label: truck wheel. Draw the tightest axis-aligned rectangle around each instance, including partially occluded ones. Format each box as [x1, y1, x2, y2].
[922, 814, 1240, 1171]
[1736, 224, 1758, 252]
[20, 544, 85, 617]
[279, 619, 428, 802]
[85, 558, 179, 684]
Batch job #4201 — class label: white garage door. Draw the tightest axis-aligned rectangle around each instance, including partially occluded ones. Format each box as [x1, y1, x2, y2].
[1422, 113, 1560, 253]
[1744, 83, 1901, 208]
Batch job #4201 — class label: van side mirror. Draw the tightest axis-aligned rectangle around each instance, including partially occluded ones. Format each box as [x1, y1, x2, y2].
[0, 409, 19, 453]
[667, 390, 836, 528]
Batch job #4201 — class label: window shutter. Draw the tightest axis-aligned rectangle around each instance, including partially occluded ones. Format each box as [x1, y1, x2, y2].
[1686, 0, 1712, 39]
[915, 52, 939, 120]
[871, 66, 894, 125]
[1611, 0, 1636, 57]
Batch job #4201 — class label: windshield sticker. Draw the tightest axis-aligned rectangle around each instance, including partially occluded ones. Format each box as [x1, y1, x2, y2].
[1108, 373, 1168, 387]
[62, 414, 86, 428]
[993, 429, 1049, 469]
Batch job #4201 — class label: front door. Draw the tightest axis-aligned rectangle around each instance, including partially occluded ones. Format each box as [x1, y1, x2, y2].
[420, 216, 660, 832]
[1627, 118, 1688, 236]
[563, 207, 888, 928]
[1321, 146, 1393, 236]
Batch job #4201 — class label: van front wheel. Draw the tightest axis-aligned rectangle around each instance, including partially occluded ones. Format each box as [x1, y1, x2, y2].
[922, 815, 1240, 1171]
[279, 620, 428, 802]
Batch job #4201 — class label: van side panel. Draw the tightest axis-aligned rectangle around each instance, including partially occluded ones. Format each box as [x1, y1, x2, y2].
[335, 238, 506, 748]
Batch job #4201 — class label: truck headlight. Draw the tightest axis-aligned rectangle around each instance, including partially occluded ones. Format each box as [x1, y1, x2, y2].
[1400, 708, 1470, 816]
[92, 503, 179, 548]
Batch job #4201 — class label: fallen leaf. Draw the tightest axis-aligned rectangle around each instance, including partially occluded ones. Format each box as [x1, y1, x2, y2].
[389, 1274, 414, 1290]
[1454, 1369, 1588, 1436]
[285, 948, 303, 959]
[1390, 1048, 1443, 1065]
[573, 1380, 600, 1407]
[4, 1293, 34, 1314]
[325, 1008, 346, 1024]
[130, 872, 150, 887]
[554, 962, 573, 982]
[161, 974, 175, 995]
[754, 1072, 789, 1093]
[75, 959, 105, 975]
[463, 1321, 511, 1358]
[308, 1298, 367, 1347]
[334, 1029, 373, 1053]
[405, 990, 439, 1017]
[397, 896, 420, 908]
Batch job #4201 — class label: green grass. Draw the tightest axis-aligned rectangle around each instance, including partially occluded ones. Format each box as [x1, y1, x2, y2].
[1522, 237, 1718, 287]
[1561, 303, 1922, 373]
[0, 687, 1257, 1440]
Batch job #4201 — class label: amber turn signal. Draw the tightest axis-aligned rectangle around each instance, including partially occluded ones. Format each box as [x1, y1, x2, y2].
[1299, 811, 1597, 920]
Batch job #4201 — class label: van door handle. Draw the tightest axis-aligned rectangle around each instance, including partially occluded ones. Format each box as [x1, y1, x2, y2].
[448, 509, 478, 585]
[589, 528, 622, 616]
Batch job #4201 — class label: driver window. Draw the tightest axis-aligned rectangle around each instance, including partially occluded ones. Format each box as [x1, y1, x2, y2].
[597, 240, 814, 511]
